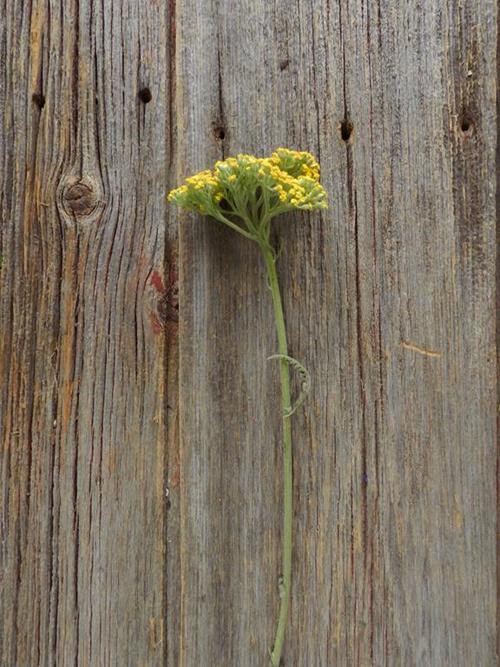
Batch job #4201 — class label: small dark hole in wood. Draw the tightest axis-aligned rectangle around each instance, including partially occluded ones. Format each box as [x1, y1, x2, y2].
[461, 117, 472, 133]
[340, 118, 353, 142]
[32, 92, 45, 109]
[138, 87, 152, 103]
[279, 59, 289, 71]
[213, 126, 225, 141]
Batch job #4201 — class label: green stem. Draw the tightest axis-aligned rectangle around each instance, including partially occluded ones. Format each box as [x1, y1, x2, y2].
[261, 243, 293, 667]
[212, 210, 255, 240]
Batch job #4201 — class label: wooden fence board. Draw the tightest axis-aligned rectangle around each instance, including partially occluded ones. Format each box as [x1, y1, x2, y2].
[1, 1, 172, 665]
[0, 1, 497, 665]
[176, 1, 497, 665]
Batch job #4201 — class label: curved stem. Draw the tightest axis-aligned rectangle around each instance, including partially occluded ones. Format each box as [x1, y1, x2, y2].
[261, 243, 293, 667]
[212, 210, 255, 240]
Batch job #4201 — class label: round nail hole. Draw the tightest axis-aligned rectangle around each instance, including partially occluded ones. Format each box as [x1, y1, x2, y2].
[461, 117, 472, 133]
[340, 119, 353, 142]
[138, 87, 152, 104]
[32, 92, 45, 109]
[213, 126, 225, 141]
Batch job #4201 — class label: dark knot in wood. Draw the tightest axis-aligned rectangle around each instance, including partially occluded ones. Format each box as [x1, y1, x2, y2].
[157, 291, 179, 325]
[62, 180, 99, 218]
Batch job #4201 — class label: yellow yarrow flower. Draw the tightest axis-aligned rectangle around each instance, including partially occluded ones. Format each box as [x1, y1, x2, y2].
[168, 149, 327, 231]
[167, 147, 327, 667]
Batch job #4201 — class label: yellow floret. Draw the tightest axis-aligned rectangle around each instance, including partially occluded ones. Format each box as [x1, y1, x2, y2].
[168, 147, 327, 220]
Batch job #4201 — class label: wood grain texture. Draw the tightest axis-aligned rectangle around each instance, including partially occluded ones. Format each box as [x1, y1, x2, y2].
[0, 1, 497, 666]
[176, 1, 497, 665]
[0, 1, 175, 665]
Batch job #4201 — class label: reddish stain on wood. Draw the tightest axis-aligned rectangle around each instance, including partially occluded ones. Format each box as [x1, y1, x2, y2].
[150, 270, 166, 294]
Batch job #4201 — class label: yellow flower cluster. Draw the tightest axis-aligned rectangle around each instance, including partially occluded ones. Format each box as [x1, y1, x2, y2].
[167, 148, 327, 222]
[256, 149, 325, 209]
[268, 147, 321, 181]
[185, 169, 218, 190]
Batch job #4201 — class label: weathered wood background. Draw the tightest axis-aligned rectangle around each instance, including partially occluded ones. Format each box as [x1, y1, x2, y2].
[0, 1, 497, 665]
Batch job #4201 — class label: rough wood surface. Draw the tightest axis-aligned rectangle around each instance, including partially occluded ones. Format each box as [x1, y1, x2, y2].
[0, 1, 497, 666]
[176, 1, 497, 665]
[0, 1, 174, 665]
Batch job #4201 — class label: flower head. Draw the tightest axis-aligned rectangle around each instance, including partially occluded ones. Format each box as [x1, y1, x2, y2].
[168, 149, 327, 238]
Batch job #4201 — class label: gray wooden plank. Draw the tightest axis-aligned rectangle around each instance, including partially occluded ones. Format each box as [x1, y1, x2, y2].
[0, 1, 173, 664]
[176, 1, 497, 665]
[0, 0, 496, 664]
